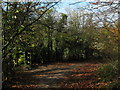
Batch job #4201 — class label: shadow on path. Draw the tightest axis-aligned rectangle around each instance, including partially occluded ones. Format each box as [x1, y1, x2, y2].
[3, 62, 103, 89]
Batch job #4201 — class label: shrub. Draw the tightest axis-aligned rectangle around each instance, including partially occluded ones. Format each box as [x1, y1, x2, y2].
[97, 60, 118, 82]
[106, 81, 120, 89]
[97, 65, 116, 82]
[96, 60, 119, 88]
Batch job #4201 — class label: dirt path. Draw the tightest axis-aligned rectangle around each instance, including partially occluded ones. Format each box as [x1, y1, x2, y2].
[4, 62, 104, 89]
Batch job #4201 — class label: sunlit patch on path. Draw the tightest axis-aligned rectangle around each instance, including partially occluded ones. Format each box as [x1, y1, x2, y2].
[4, 62, 105, 89]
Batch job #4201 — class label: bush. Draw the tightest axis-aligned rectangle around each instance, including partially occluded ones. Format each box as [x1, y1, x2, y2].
[97, 60, 118, 82]
[106, 81, 120, 89]
[96, 60, 119, 88]
[97, 65, 116, 82]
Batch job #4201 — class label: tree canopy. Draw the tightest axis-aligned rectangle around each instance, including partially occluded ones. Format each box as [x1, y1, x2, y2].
[2, 1, 119, 84]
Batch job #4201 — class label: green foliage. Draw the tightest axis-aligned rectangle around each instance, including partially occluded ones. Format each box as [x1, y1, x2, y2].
[2, 2, 57, 81]
[96, 60, 119, 89]
[2, 2, 119, 83]
[106, 81, 120, 89]
[97, 60, 118, 82]
[18, 55, 25, 65]
[97, 65, 117, 82]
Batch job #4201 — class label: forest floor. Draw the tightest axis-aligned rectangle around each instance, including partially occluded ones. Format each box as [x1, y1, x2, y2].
[3, 60, 108, 89]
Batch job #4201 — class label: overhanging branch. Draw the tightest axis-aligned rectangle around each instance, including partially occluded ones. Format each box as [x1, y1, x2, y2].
[2, 1, 59, 52]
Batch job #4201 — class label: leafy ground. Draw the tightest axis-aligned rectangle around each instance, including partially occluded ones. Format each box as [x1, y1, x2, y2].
[3, 61, 110, 89]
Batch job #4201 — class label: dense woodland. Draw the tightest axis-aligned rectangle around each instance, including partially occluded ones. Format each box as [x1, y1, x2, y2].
[2, 1, 120, 89]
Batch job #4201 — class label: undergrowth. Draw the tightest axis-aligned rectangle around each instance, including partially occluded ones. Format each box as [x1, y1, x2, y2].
[96, 60, 119, 88]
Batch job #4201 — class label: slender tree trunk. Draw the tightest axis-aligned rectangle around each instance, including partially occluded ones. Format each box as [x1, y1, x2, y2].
[47, 29, 52, 62]
[55, 39, 58, 61]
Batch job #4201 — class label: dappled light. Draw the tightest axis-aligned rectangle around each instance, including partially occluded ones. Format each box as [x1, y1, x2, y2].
[3, 62, 106, 89]
[2, 1, 119, 89]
